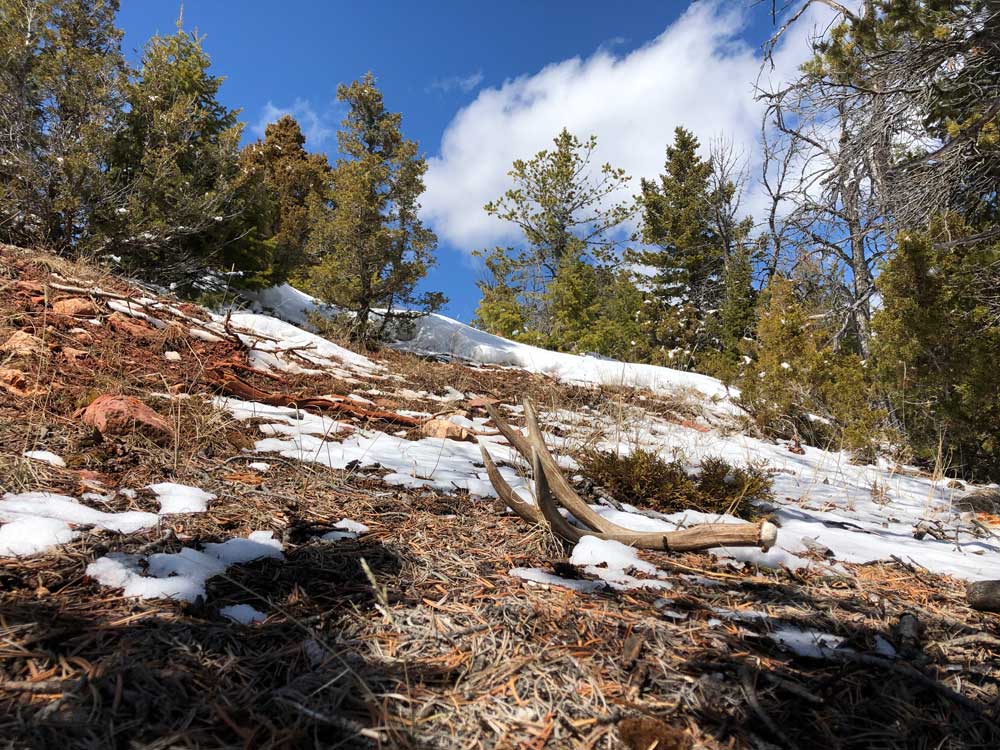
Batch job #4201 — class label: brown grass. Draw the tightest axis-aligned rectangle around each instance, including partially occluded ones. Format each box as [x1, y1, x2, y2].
[2, 244, 999, 749]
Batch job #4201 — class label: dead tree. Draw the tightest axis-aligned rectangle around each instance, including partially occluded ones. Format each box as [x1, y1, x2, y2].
[479, 399, 778, 552]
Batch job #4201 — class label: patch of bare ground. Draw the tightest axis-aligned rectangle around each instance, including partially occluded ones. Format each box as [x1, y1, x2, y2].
[1, 245, 999, 749]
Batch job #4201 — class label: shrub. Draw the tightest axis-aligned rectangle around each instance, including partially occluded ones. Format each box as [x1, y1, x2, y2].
[578, 448, 772, 519]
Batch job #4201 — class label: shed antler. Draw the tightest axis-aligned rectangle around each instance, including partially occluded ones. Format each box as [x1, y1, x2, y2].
[480, 399, 778, 553]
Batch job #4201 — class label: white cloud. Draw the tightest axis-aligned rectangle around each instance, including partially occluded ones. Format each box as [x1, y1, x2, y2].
[430, 70, 485, 94]
[250, 98, 340, 148]
[421, 0, 833, 251]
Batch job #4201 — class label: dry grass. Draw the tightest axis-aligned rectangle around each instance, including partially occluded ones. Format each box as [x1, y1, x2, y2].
[577, 449, 772, 520]
[2, 245, 1000, 749]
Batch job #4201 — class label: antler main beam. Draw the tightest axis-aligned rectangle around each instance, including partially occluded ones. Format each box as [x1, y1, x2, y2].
[481, 399, 777, 553]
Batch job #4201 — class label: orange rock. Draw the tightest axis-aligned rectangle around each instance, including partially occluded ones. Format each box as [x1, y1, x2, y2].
[468, 396, 500, 408]
[421, 417, 475, 442]
[52, 297, 100, 317]
[0, 368, 44, 397]
[61, 346, 89, 361]
[77, 395, 173, 442]
[107, 312, 157, 341]
[0, 330, 48, 357]
[14, 280, 44, 294]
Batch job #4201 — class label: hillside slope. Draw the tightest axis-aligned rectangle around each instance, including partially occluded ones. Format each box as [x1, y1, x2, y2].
[2, 245, 999, 749]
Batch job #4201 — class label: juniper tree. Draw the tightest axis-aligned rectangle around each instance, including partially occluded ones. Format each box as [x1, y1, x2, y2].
[873, 219, 1000, 480]
[239, 115, 331, 285]
[97, 21, 248, 280]
[306, 74, 444, 342]
[0, 0, 124, 249]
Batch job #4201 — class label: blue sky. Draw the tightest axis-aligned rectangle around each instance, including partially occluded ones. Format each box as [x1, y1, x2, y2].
[116, 2, 814, 321]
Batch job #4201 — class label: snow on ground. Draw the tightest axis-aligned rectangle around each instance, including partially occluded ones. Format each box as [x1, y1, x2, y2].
[218, 378, 1000, 585]
[0, 492, 161, 556]
[86, 531, 283, 602]
[218, 311, 382, 381]
[321, 519, 370, 541]
[219, 603, 268, 624]
[394, 312, 735, 404]
[147, 482, 214, 514]
[246, 283, 733, 403]
[0, 480, 223, 557]
[22, 450, 66, 468]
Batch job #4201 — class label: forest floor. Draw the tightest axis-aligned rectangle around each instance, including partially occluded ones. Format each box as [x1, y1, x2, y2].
[1, 243, 999, 750]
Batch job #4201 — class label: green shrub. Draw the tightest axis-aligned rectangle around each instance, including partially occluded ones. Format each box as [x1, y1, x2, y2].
[578, 448, 772, 519]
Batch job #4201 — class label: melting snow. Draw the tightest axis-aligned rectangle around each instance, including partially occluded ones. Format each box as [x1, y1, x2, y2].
[148, 482, 215, 514]
[219, 604, 267, 624]
[217, 311, 382, 381]
[0, 492, 160, 557]
[22, 450, 66, 468]
[86, 531, 283, 602]
[770, 627, 846, 658]
[321, 518, 370, 541]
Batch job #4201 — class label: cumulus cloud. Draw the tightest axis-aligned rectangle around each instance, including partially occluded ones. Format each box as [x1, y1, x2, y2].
[421, 1, 832, 251]
[429, 70, 485, 94]
[250, 98, 340, 148]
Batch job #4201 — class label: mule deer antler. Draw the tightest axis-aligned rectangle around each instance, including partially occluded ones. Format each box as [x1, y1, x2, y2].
[480, 399, 778, 553]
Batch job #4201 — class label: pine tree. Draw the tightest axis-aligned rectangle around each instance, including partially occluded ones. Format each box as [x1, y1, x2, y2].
[632, 127, 724, 369]
[475, 129, 633, 344]
[0, 0, 124, 249]
[305, 73, 444, 342]
[97, 20, 248, 282]
[239, 115, 331, 285]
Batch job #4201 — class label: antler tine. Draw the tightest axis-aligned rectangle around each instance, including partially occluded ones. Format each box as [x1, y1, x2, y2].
[484, 403, 533, 463]
[522, 397, 779, 552]
[531, 448, 588, 541]
[478, 443, 542, 524]
[522, 397, 630, 535]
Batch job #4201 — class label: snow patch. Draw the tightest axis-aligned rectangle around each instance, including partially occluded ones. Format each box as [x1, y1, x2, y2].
[219, 604, 267, 624]
[22, 450, 66, 468]
[147, 482, 215, 514]
[86, 531, 283, 602]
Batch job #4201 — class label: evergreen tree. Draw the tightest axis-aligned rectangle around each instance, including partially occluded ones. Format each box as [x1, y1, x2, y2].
[97, 21, 249, 281]
[740, 275, 882, 456]
[0, 0, 124, 249]
[239, 115, 331, 285]
[472, 248, 539, 343]
[873, 219, 1000, 480]
[632, 128, 723, 369]
[475, 129, 633, 345]
[305, 73, 443, 342]
[548, 259, 643, 359]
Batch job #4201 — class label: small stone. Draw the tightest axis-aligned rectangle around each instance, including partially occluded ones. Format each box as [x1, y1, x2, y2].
[421, 418, 474, 442]
[107, 312, 157, 342]
[76, 394, 173, 443]
[0, 368, 44, 397]
[164, 351, 181, 362]
[61, 346, 88, 361]
[0, 330, 48, 357]
[52, 297, 99, 317]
